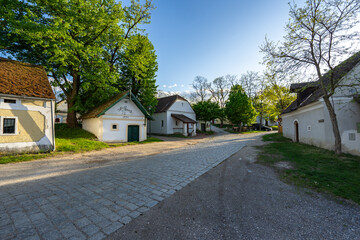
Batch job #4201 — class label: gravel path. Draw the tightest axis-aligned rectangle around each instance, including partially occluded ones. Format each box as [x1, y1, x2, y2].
[0, 133, 248, 240]
[108, 134, 360, 240]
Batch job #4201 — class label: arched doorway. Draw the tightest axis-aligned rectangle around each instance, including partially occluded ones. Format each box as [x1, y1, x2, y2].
[294, 121, 299, 142]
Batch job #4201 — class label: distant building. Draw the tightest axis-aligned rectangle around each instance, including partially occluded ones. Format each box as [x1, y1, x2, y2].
[149, 95, 196, 136]
[282, 52, 360, 156]
[55, 100, 80, 124]
[81, 91, 152, 142]
[0, 58, 56, 153]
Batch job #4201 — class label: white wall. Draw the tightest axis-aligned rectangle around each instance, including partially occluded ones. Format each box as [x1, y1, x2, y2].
[0, 96, 55, 153]
[167, 99, 196, 136]
[83, 97, 147, 142]
[149, 112, 167, 134]
[282, 98, 360, 156]
[82, 118, 102, 140]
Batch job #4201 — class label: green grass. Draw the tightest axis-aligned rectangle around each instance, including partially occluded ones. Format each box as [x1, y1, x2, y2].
[258, 133, 360, 204]
[224, 129, 265, 134]
[0, 124, 163, 164]
[213, 123, 232, 129]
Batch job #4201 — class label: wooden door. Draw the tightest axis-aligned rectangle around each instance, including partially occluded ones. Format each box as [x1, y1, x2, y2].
[128, 125, 139, 142]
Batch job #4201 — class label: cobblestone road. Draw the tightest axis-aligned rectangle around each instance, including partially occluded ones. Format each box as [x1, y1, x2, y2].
[0, 133, 248, 240]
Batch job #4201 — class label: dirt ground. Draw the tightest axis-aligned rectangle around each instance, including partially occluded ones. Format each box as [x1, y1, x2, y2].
[0, 135, 212, 186]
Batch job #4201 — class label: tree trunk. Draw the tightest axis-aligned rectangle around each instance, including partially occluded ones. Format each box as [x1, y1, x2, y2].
[220, 118, 224, 128]
[67, 99, 79, 128]
[259, 115, 263, 131]
[66, 71, 80, 128]
[323, 95, 342, 154]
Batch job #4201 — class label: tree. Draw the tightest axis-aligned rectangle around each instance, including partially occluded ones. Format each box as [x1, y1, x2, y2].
[239, 71, 260, 99]
[0, 0, 155, 127]
[252, 77, 267, 129]
[260, 0, 360, 154]
[191, 76, 211, 101]
[262, 85, 296, 120]
[209, 76, 230, 127]
[192, 101, 221, 123]
[225, 85, 257, 130]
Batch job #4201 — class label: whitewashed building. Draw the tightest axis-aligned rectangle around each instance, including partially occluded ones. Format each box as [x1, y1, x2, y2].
[282, 52, 360, 156]
[149, 95, 197, 136]
[0, 58, 56, 153]
[82, 91, 152, 142]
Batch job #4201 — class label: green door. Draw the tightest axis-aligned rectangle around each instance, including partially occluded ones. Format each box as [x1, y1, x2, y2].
[128, 125, 139, 142]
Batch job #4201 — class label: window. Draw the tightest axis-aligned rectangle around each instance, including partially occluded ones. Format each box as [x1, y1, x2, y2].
[112, 124, 118, 130]
[3, 118, 16, 134]
[161, 120, 164, 127]
[4, 99, 16, 104]
[176, 121, 178, 126]
[55, 118, 60, 123]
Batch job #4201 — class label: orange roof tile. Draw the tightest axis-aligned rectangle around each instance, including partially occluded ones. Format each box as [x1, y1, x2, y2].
[0, 58, 55, 99]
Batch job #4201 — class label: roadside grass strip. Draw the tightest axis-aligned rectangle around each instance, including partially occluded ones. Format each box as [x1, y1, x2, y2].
[258, 133, 360, 205]
[0, 124, 162, 164]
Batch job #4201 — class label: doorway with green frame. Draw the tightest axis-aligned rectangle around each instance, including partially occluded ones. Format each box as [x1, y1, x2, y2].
[128, 125, 140, 142]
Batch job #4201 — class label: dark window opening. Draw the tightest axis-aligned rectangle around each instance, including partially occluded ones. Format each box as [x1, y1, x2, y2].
[4, 99, 16, 104]
[161, 120, 164, 127]
[3, 118, 15, 134]
[55, 118, 60, 123]
[112, 124, 118, 130]
[176, 121, 178, 126]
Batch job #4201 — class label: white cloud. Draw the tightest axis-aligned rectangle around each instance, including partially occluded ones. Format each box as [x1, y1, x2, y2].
[162, 84, 167, 88]
[181, 84, 184, 87]
[168, 83, 177, 89]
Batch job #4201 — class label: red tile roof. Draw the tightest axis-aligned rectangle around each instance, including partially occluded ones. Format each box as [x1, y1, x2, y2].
[0, 58, 55, 99]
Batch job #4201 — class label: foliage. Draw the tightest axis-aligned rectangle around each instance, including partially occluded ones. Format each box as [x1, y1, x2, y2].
[259, 133, 360, 204]
[258, 84, 296, 121]
[192, 101, 221, 121]
[0, 0, 156, 127]
[225, 85, 257, 127]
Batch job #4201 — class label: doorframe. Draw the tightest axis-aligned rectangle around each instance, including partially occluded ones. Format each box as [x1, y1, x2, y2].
[294, 120, 299, 142]
[127, 123, 141, 142]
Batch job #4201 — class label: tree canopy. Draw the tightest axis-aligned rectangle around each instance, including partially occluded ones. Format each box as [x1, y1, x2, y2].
[0, 0, 156, 127]
[192, 101, 221, 122]
[225, 85, 257, 127]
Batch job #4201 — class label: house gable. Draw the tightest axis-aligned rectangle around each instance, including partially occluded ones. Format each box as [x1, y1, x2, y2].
[168, 99, 195, 114]
[103, 97, 144, 117]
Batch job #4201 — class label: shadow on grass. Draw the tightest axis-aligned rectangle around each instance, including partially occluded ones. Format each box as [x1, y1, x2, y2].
[258, 133, 360, 205]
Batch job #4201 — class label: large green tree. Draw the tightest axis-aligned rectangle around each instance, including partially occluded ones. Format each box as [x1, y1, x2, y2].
[192, 101, 221, 123]
[0, 0, 155, 127]
[225, 85, 257, 129]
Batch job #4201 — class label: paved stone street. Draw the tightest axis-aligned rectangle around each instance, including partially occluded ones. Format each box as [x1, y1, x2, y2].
[0, 133, 248, 240]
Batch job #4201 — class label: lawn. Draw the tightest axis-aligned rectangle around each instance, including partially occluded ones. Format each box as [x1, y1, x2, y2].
[258, 133, 360, 204]
[0, 124, 163, 164]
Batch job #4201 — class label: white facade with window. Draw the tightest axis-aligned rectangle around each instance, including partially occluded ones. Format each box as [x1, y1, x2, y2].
[0, 96, 55, 153]
[149, 95, 196, 136]
[82, 92, 151, 143]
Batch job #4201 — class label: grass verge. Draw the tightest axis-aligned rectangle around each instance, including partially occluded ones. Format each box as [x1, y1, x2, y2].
[258, 133, 360, 204]
[0, 124, 163, 164]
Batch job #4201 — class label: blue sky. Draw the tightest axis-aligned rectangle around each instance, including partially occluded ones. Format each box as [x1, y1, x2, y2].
[142, 0, 292, 94]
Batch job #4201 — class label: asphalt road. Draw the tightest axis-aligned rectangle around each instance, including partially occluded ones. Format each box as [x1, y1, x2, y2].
[108, 135, 360, 240]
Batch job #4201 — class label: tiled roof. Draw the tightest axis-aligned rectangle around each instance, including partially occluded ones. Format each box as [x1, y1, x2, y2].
[0, 58, 55, 99]
[283, 51, 360, 114]
[81, 91, 152, 119]
[155, 95, 188, 113]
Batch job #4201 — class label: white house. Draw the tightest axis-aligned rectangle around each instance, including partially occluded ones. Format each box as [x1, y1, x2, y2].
[149, 95, 197, 136]
[81, 91, 152, 142]
[282, 52, 360, 156]
[0, 58, 56, 153]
